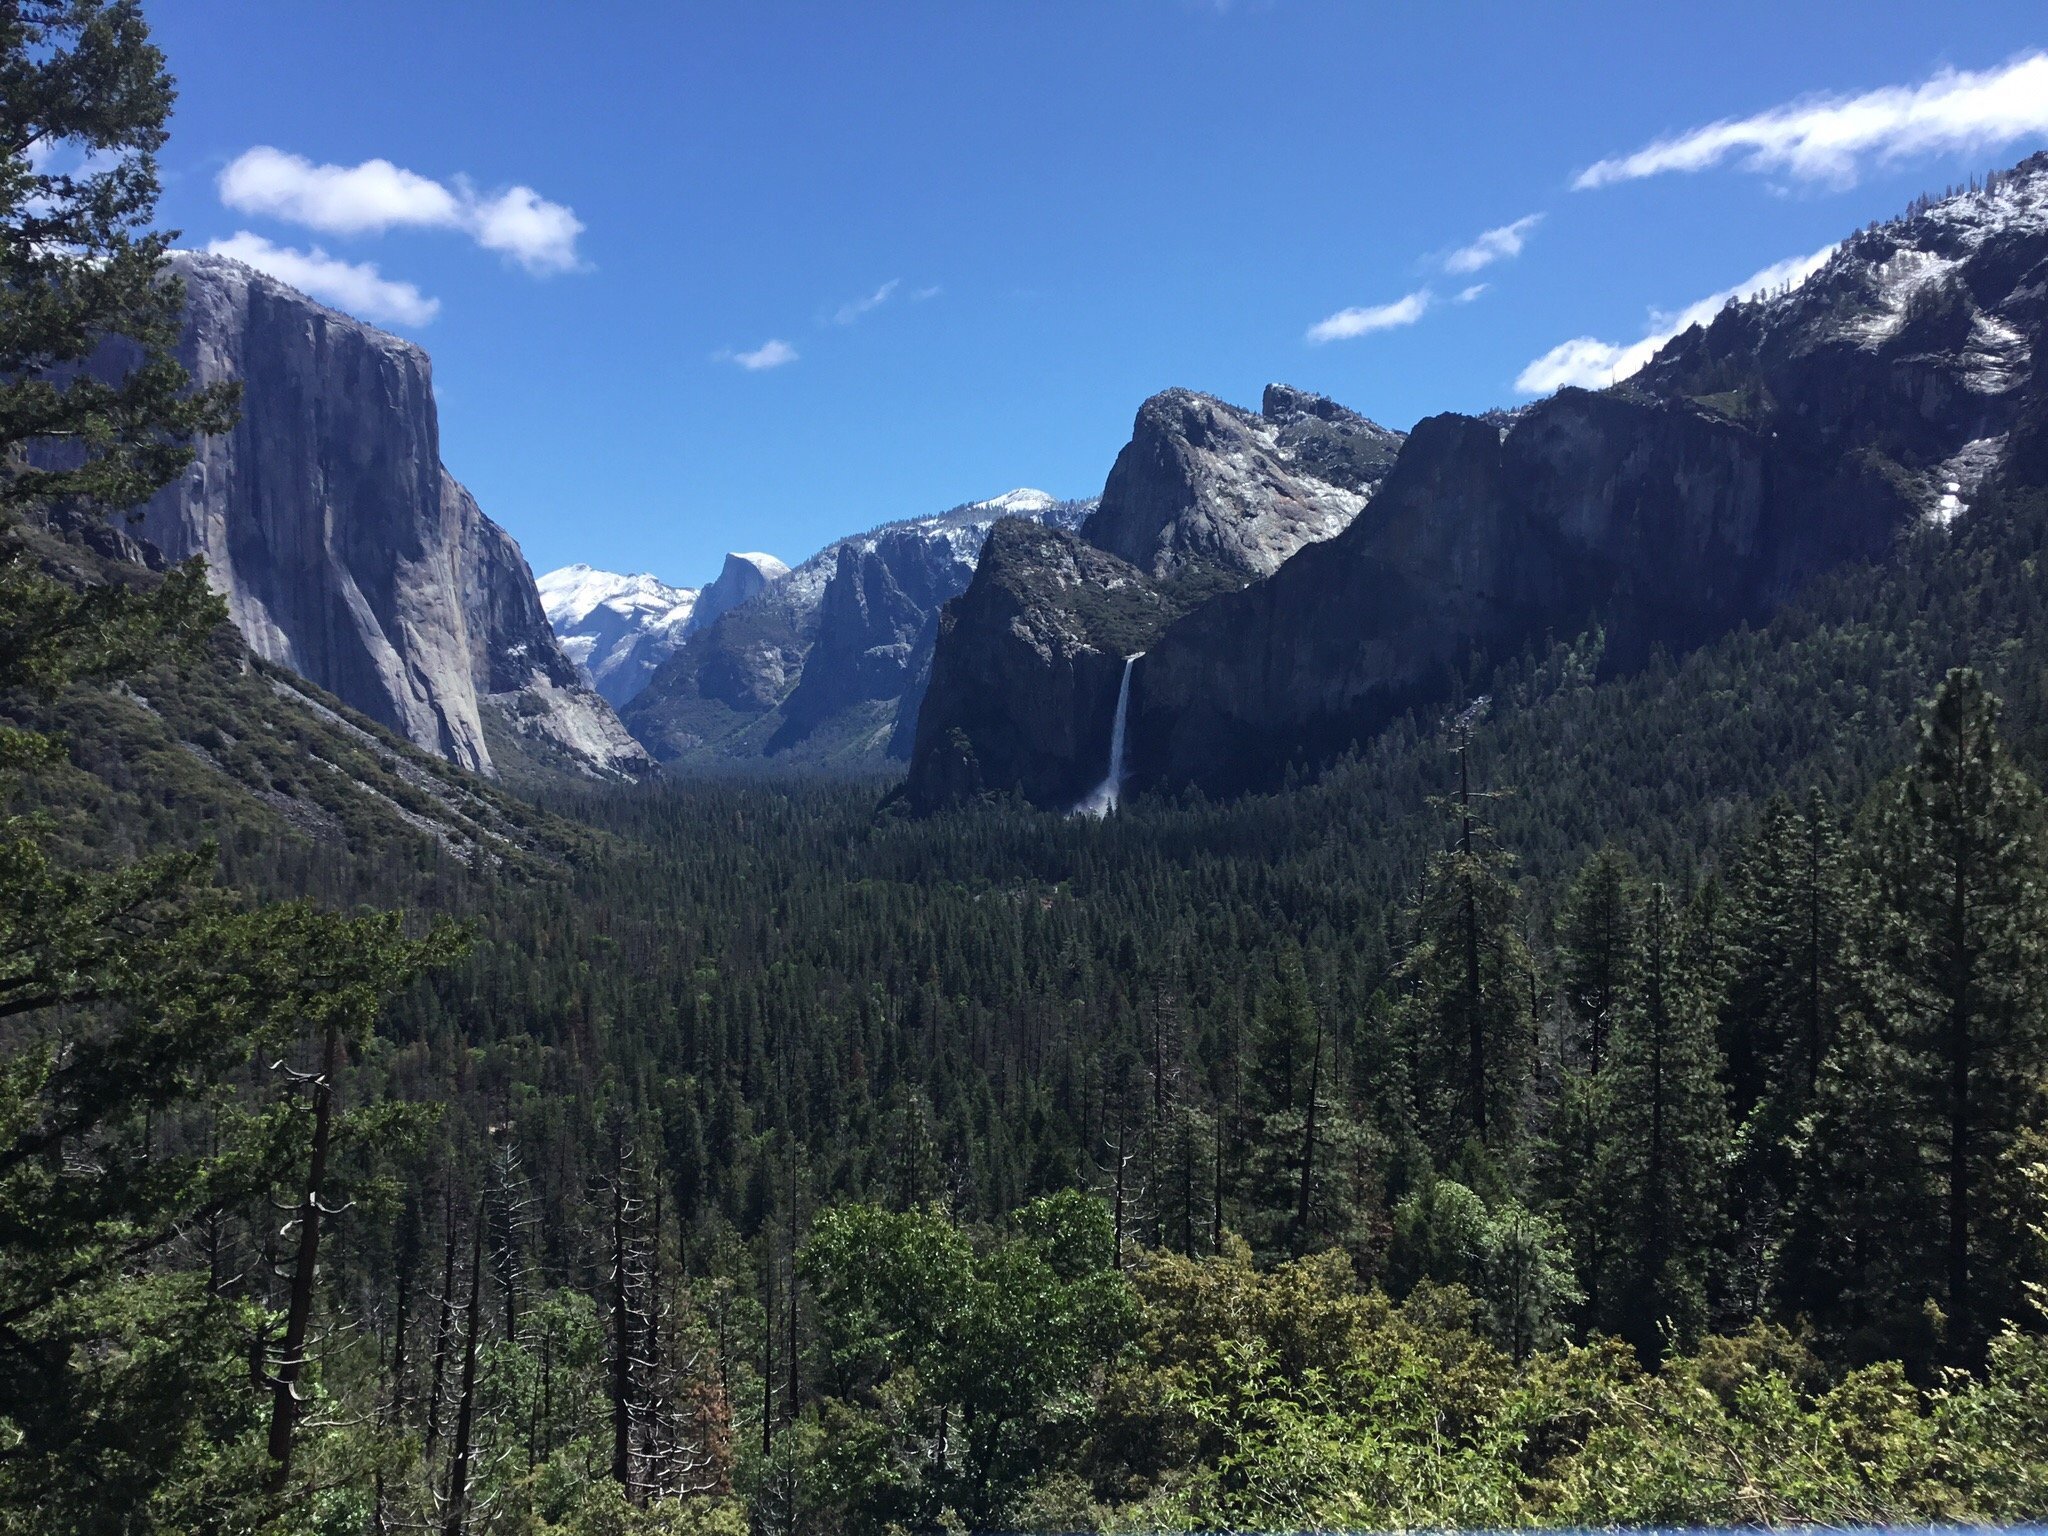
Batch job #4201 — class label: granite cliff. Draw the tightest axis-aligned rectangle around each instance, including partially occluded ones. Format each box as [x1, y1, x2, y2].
[105, 253, 647, 782]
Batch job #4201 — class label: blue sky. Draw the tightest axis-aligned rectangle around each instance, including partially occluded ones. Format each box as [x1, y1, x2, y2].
[147, 2, 2048, 588]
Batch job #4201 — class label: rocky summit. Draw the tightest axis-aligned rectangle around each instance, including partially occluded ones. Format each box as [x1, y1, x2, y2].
[1080, 384, 1404, 580]
[537, 565, 699, 707]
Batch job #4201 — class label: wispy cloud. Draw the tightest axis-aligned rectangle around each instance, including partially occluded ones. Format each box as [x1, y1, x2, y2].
[1515, 245, 1835, 394]
[1455, 283, 1489, 304]
[831, 279, 901, 325]
[206, 231, 440, 326]
[1575, 52, 2048, 189]
[722, 339, 799, 371]
[1445, 214, 1542, 274]
[1306, 289, 1432, 344]
[218, 146, 585, 273]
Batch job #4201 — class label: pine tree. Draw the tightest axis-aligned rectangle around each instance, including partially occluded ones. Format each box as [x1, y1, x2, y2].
[1559, 845, 1638, 1075]
[1777, 997, 1938, 1364]
[1544, 848, 1637, 1334]
[1874, 669, 2048, 1354]
[1237, 948, 1314, 1250]
[1586, 883, 1730, 1361]
[1719, 790, 1877, 1312]
[1392, 709, 1534, 1157]
[0, 10, 450, 1522]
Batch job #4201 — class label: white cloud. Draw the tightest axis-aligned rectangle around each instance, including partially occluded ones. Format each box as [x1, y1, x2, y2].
[1445, 214, 1542, 274]
[1575, 52, 2048, 189]
[1455, 283, 1489, 304]
[466, 184, 584, 273]
[728, 339, 798, 371]
[1306, 289, 1431, 343]
[218, 146, 584, 273]
[206, 231, 440, 326]
[219, 147, 458, 233]
[1514, 245, 1835, 394]
[832, 279, 900, 325]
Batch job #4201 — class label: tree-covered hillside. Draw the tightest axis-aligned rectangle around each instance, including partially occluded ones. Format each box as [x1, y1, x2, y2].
[6, 5, 2048, 1533]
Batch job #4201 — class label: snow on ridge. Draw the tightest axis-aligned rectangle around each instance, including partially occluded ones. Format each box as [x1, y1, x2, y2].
[538, 564, 698, 631]
[973, 487, 1058, 515]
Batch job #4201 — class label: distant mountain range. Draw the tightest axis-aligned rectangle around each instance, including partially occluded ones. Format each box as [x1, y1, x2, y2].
[536, 566, 698, 707]
[56, 154, 2048, 806]
[611, 490, 1093, 771]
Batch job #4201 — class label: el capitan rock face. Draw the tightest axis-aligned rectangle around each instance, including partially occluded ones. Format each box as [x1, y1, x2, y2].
[112, 253, 646, 780]
[903, 156, 2048, 810]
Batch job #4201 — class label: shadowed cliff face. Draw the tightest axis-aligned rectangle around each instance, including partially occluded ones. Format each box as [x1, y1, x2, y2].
[897, 381, 1403, 809]
[102, 253, 646, 781]
[1129, 159, 2048, 796]
[902, 154, 2048, 810]
[902, 519, 1180, 813]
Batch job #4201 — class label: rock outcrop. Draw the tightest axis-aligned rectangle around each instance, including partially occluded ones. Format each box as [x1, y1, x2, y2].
[620, 492, 1092, 769]
[1080, 385, 1403, 579]
[898, 384, 1402, 806]
[1131, 157, 2048, 795]
[688, 551, 790, 634]
[104, 253, 646, 780]
[903, 155, 2048, 809]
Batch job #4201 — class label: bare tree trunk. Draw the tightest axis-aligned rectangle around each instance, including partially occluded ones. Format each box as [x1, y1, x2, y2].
[610, 1125, 635, 1490]
[760, 1234, 775, 1455]
[268, 1018, 340, 1488]
[424, 1191, 459, 1465]
[785, 1157, 800, 1429]
[1295, 1005, 1324, 1250]
[441, 1206, 487, 1536]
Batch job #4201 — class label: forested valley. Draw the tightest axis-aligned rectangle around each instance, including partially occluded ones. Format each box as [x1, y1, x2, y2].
[6, 5, 2048, 1534]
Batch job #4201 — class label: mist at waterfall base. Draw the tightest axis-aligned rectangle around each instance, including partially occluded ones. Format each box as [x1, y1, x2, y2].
[1074, 653, 1142, 818]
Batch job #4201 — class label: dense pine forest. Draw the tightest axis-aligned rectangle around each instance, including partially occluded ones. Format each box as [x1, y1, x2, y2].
[6, 5, 2048, 1534]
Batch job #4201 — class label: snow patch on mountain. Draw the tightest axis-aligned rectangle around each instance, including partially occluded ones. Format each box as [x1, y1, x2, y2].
[538, 563, 699, 706]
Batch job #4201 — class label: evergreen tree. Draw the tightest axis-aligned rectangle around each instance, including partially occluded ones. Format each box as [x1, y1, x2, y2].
[1586, 883, 1730, 1361]
[1720, 790, 1877, 1312]
[1559, 845, 1638, 1074]
[1392, 710, 1534, 1157]
[0, 7, 452, 1525]
[1777, 998, 1939, 1365]
[1875, 669, 2048, 1354]
[1544, 847, 1637, 1335]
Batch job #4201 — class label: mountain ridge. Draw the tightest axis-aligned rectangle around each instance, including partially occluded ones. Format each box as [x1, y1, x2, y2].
[902, 152, 2048, 810]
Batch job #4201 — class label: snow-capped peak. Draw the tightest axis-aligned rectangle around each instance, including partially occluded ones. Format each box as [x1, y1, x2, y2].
[973, 488, 1057, 515]
[538, 564, 697, 630]
[537, 564, 700, 706]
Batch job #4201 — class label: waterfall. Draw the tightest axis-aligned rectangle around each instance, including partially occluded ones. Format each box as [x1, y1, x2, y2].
[1074, 652, 1143, 818]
